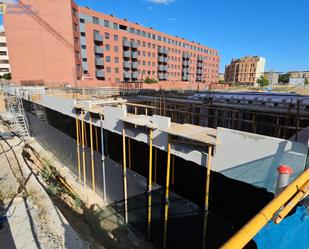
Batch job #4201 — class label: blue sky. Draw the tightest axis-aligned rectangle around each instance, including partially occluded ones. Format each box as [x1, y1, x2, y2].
[1, 0, 309, 73]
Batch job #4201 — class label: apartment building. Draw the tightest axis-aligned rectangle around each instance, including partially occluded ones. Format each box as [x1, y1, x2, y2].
[289, 71, 309, 81]
[3, 0, 220, 87]
[224, 56, 265, 85]
[0, 26, 11, 77]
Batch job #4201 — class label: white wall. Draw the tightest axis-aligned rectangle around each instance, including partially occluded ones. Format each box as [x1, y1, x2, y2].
[213, 128, 308, 193]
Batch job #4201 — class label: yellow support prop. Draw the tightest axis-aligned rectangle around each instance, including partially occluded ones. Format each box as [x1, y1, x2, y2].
[122, 128, 128, 223]
[275, 180, 309, 224]
[221, 168, 309, 249]
[147, 129, 153, 240]
[81, 112, 86, 186]
[90, 115, 95, 191]
[205, 146, 213, 211]
[75, 115, 81, 181]
[163, 141, 171, 249]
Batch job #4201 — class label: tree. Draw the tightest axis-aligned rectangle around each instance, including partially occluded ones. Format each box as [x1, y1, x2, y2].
[278, 73, 290, 84]
[305, 79, 309, 85]
[0, 73, 12, 80]
[257, 76, 269, 87]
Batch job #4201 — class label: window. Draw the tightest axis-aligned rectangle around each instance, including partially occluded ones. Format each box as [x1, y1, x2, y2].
[113, 23, 118, 29]
[147, 52, 151, 57]
[83, 70, 88, 74]
[119, 24, 127, 31]
[142, 61, 146, 66]
[75, 51, 80, 59]
[106, 56, 111, 62]
[80, 18, 85, 24]
[73, 23, 78, 32]
[82, 58, 87, 62]
[142, 31, 146, 37]
[106, 67, 111, 73]
[114, 57, 119, 63]
[152, 44, 156, 49]
[116, 78, 120, 83]
[80, 32, 86, 37]
[74, 37, 79, 45]
[104, 20, 110, 27]
[137, 29, 141, 35]
[81, 45, 86, 49]
[129, 27, 135, 34]
[115, 68, 119, 73]
[92, 16, 99, 24]
[147, 42, 151, 48]
[148, 61, 151, 66]
[105, 44, 110, 51]
[72, 8, 77, 17]
[142, 51, 146, 56]
[114, 46, 119, 52]
[105, 32, 110, 39]
[142, 41, 146, 47]
[114, 34, 118, 41]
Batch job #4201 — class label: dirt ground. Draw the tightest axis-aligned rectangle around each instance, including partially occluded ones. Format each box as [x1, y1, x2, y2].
[0, 121, 153, 249]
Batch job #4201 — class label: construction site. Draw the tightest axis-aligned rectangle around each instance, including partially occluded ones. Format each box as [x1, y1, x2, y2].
[0, 86, 308, 249]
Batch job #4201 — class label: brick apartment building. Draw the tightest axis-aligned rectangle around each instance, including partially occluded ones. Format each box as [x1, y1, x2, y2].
[3, 0, 220, 88]
[0, 26, 11, 77]
[224, 56, 265, 85]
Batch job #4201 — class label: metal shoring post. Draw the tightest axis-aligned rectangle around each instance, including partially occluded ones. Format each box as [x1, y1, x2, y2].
[100, 114, 107, 206]
[122, 127, 129, 223]
[75, 113, 81, 181]
[89, 114, 95, 191]
[163, 138, 171, 249]
[147, 128, 153, 240]
[81, 111, 86, 186]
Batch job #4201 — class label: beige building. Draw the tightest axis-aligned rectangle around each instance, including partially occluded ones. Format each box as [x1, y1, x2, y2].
[289, 71, 309, 81]
[224, 56, 266, 85]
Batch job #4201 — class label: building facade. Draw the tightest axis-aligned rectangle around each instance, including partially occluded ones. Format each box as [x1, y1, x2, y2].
[224, 56, 265, 85]
[0, 26, 11, 77]
[3, 0, 220, 87]
[289, 71, 309, 81]
[264, 71, 279, 85]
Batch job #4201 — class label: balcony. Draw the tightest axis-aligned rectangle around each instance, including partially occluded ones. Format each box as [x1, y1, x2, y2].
[183, 52, 190, 59]
[197, 69, 203, 75]
[95, 69, 105, 78]
[197, 62, 203, 68]
[131, 41, 138, 49]
[123, 61, 131, 69]
[132, 72, 138, 79]
[197, 55, 203, 61]
[158, 73, 167, 80]
[182, 68, 189, 75]
[123, 71, 131, 79]
[158, 47, 168, 54]
[93, 33, 103, 42]
[158, 56, 168, 63]
[131, 51, 138, 59]
[158, 65, 167, 71]
[123, 40, 130, 48]
[94, 46, 104, 54]
[131, 62, 138, 69]
[123, 51, 131, 58]
[95, 58, 104, 66]
[182, 75, 189, 81]
[182, 61, 190, 67]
